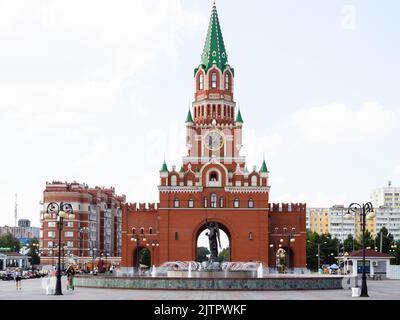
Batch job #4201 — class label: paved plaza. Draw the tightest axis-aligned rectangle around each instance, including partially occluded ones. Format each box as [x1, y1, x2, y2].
[1, 277, 400, 300]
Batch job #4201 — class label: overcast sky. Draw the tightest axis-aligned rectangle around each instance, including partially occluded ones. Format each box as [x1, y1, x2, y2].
[0, 0, 399, 229]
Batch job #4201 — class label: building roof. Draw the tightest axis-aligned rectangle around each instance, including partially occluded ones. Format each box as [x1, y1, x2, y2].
[160, 161, 168, 172]
[185, 109, 193, 123]
[343, 249, 395, 259]
[0, 252, 28, 258]
[236, 109, 243, 123]
[199, 2, 229, 73]
[260, 160, 269, 173]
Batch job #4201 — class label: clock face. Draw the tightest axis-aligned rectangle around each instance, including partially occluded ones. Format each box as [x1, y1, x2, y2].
[204, 130, 225, 151]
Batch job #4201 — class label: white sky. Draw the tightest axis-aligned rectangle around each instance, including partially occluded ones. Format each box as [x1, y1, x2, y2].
[0, 0, 399, 228]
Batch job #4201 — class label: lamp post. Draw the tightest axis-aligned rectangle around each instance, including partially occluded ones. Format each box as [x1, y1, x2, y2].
[344, 202, 375, 298]
[275, 227, 296, 273]
[43, 202, 75, 296]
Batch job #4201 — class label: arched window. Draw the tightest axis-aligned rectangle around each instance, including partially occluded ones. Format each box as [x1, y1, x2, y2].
[211, 72, 217, 88]
[199, 74, 204, 90]
[251, 175, 258, 187]
[210, 193, 217, 208]
[174, 198, 180, 208]
[225, 73, 230, 90]
[204, 197, 208, 208]
[248, 198, 254, 208]
[140, 227, 144, 235]
[171, 175, 177, 186]
[220, 197, 224, 208]
[248, 232, 253, 240]
[132, 228, 136, 235]
[188, 198, 194, 208]
[234, 199, 240, 208]
[149, 228, 153, 235]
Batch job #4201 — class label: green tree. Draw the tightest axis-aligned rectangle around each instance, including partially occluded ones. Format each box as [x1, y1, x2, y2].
[343, 234, 360, 253]
[307, 231, 339, 271]
[196, 247, 210, 262]
[0, 233, 21, 252]
[357, 230, 375, 250]
[27, 238, 40, 266]
[390, 240, 400, 265]
[375, 227, 394, 253]
[217, 247, 230, 263]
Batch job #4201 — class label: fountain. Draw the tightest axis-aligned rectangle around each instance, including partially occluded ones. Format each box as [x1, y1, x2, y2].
[257, 263, 263, 278]
[151, 265, 157, 277]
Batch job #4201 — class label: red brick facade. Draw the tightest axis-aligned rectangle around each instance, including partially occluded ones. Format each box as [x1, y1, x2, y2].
[121, 4, 307, 269]
[40, 182, 125, 262]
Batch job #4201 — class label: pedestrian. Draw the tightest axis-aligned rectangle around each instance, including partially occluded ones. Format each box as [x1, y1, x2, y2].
[14, 268, 22, 290]
[66, 265, 76, 290]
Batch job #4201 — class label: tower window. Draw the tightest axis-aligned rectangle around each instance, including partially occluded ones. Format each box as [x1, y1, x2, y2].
[204, 197, 208, 208]
[211, 72, 217, 88]
[174, 198, 180, 208]
[225, 74, 230, 90]
[171, 175, 177, 186]
[188, 198, 194, 208]
[149, 228, 153, 234]
[210, 171, 218, 182]
[211, 193, 217, 208]
[220, 197, 224, 208]
[132, 228, 136, 235]
[234, 199, 240, 208]
[199, 74, 204, 90]
[248, 199, 254, 208]
[140, 227, 144, 235]
[249, 232, 253, 240]
[251, 176, 257, 186]
[175, 232, 179, 240]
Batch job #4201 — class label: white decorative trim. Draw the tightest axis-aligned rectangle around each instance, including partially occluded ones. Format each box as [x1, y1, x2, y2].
[158, 186, 204, 193]
[224, 186, 271, 193]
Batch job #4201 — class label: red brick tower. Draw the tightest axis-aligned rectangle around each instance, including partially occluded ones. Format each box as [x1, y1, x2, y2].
[121, 2, 306, 269]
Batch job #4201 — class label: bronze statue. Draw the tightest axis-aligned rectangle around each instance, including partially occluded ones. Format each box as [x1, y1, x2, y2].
[205, 221, 221, 262]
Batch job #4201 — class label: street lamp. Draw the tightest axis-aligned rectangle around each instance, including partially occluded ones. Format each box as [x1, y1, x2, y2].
[44, 202, 75, 296]
[344, 202, 374, 298]
[274, 227, 296, 273]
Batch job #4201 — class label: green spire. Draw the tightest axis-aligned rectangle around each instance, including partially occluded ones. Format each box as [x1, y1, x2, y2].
[195, 165, 200, 173]
[260, 159, 269, 173]
[186, 109, 193, 123]
[236, 109, 243, 123]
[180, 165, 185, 173]
[160, 161, 168, 172]
[200, 2, 228, 73]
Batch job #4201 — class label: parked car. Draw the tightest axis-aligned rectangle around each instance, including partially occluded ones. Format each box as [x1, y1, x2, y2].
[1, 272, 14, 281]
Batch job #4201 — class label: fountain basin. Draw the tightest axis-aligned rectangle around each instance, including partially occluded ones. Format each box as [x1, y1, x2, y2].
[167, 271, 255, 278]
[74, 274, 357, 291]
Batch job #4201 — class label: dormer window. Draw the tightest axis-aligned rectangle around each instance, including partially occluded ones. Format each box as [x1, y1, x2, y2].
[199, 74, 204, 90]
[211, 72, 217, 88]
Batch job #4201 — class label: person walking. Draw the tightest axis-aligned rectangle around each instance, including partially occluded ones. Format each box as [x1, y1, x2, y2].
[14, 268, 22, 290]
[66, 265, 76, 291]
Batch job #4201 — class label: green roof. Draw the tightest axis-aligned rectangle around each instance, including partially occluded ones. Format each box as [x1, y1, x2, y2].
[236, 109, 243, 123]
[199, 2, 228, 73]
[160, 161, 168, 172]
[186, 109, 193, 123]
[260, 160, 269, 173]
[195, 165, 200, 173]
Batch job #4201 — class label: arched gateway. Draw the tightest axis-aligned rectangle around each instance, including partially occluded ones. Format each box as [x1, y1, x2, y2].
[120, 2, 306, 271]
